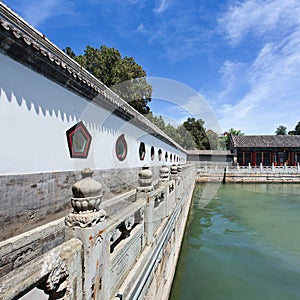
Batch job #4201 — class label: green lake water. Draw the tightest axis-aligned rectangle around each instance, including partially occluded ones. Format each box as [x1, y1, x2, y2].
[169, 183, 300, 300]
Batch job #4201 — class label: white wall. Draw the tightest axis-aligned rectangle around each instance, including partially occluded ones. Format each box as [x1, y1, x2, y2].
[0, 53, 186, 175]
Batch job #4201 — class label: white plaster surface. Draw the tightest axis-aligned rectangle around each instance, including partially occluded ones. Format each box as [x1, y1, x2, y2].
[0, 53, 186, 175]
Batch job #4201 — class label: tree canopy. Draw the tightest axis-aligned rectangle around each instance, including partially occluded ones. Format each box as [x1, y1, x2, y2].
[206, 130, 219, 150]
[64, 45, 223, 149]
[227, 128, 244, 136]
[182, 118, 210, 150]
[288, 122, 300, 135]
[64, 45, 152, 114]
[145, 113, 221, 150]
[223, 128, 244, 149]
[275, 125, 287, 135]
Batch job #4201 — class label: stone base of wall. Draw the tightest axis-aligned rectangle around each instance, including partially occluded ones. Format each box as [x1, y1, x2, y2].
[1, 166, 162, 241]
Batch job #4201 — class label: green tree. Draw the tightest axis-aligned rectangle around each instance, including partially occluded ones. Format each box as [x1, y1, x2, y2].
[183, 118, 209, 150]
[275, 125, 287, 135]
[177, 125, 197, 150]
[63, 46, 75, 59]
[206, 130, 219, 150]
[64, 45, 152, 114]
[288, 121, 300, 135]
[164, 124, 184, 146]
[145, 112, 166, 131]
[223, 128, 244, 149]
[145, 113, 218, 150]
[145, 113, 197, 149]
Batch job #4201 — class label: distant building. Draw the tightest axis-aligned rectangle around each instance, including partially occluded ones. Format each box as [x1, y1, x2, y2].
[229, 135, 300, 166]
[186, 150, 233, 163]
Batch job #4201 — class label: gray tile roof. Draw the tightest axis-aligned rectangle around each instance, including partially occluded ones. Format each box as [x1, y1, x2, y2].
[186, 150, 232, 155]
[231, 135, 300, 148]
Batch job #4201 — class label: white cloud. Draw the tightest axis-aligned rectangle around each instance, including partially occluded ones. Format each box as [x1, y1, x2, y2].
[217, 60, 249, 103]
[127, 0, 147, 7]
[12, 0, 75, 27]
[215, 0, 300, 134]
[219, 0, 300, 45]
[145, 12, 213, 62]
[180, 94, 222, 133]
[137, 23, 145, 33]
[154, 0, 172, 14]
[216, 42, 300, 133]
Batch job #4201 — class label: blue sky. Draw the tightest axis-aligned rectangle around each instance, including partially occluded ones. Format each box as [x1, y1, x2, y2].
[2, 0, 300, 134]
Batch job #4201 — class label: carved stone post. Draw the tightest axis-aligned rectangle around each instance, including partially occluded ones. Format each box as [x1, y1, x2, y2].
[177, 164, 182, 173]
[65, 168, 108, 300]
[165, 165, 176, 212]
[177, 164, 184, 199]
[159, 165, 170, 218]
[136, 166, 154, 246]
[171, 164, 181, 200]
[159, 165, 170, 186]
[170, 164, 178, 181]
[136, 165, 154, 199]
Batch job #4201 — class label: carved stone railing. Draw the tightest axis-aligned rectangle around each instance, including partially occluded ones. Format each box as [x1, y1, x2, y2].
[108, 203, 145, 296]
[0, 163, 194, 300]
[0, 238, 82, 300]
[152, 187, 166, 235]
[197, 162, 300, 174]
[122, 163, 195, 300]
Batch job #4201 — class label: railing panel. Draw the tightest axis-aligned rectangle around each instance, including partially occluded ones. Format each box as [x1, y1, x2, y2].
[110, 225, 144, 295]
[0, 238, 82, 300]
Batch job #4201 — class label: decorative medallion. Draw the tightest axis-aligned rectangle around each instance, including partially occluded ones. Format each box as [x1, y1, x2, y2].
[139, 142, 146, 160]
[115, 134, 128, 161]
[66, 121, 92, 158]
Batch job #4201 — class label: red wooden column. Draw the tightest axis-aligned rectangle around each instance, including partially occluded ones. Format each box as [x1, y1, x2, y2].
[290, 151, 295, 166]
[252, 151, 256, 166]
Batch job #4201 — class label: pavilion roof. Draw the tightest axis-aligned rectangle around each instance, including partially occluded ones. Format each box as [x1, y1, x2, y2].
[230, 135, 300, 148]
[186, 150, 231, 155]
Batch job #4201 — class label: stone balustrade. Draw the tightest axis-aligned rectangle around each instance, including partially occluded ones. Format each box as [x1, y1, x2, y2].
[196, 162, 300, 183]
[0, 163, 195, 300]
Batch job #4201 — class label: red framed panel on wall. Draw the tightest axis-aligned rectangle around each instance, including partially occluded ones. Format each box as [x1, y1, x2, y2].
[66, 121, 92, 159]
